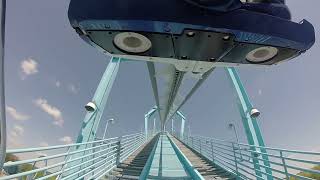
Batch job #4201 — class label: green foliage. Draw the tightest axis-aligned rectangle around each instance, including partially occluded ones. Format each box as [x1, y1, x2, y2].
[5, 153, 19, 162]
[290, 165, 320, 180]
[4, 153, 57, 179]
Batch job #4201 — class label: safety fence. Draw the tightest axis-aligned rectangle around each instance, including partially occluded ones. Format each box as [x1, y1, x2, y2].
[0, 132, 152, 180]
[174, 134, 320, 180]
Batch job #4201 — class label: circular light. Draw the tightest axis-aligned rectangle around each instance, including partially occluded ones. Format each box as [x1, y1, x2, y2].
[85, 102, 97, 112]
[246, 47, 278, 63]
[223, 35, 230, 41]
[114, 32, 152, 53]
[187, 31, 195, 37]
[250, 108, 261, 118]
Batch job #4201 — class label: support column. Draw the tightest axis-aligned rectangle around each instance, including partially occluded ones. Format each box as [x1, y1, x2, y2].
[64, 57, 120, 178]
[226, 67, 272, 180]
[177, 111, 186, 139]
[153, 118, 156, 135]
[171, 118, 174, 133]
[144, 107, 157, 138]
[76, 57, 121, 144]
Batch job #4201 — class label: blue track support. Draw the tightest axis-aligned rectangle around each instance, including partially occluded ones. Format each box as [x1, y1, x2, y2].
[76, 57, 121, 143]
[225, 67, 273, 180]
[64, 57, 120, 178]
[145, 107, 157, 138]
[177, 111, 186, 139]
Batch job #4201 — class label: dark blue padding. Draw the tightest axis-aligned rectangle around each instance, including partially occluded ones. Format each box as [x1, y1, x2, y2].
[68, 0, 315, 51]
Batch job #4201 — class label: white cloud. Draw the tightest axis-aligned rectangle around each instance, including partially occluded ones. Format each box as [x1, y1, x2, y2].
[7, 125, 25, 148]
[34, 98, 64, 127]
[55, 81, 61, 88]
[59, 136, 72, 144]
[10, 125, 24, 137]
[21, 58, 38, 77]
[6, 106, 30, 121]
[68, 84, 79, 94]
[7, 137, 23, 149]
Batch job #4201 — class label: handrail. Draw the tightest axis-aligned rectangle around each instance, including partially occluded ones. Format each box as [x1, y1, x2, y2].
[0, 132, 152, 180]
[173, 133, 320, 180]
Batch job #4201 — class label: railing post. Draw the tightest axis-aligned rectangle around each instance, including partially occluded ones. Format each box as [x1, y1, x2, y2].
[145, 107, 158, 139]
[232, 143, 240, 178]
[187, 135, 189, 145]
[191, 137, 194, 148]
[199, 139, 202, 154]
[211, 141, 215, 163]
[116, 137, 122, 165]
[280, 151, 289, 180]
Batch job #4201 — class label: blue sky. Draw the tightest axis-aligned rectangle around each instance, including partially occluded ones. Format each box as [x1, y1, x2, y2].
[4, 0, 320, 153]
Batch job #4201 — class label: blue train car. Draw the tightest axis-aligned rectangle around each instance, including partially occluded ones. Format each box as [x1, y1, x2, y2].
[68, 0, 315, 69]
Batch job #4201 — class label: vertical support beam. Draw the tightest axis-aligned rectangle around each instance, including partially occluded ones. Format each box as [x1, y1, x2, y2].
[177, 111, 186, 139]
[144, 107, 157, 138]
[64, 57, 120, 178]
[116, 137, 121, 165]
[76, 57, 121, 144]
[225, 67, 273, 180]
[145, 114, 148, 139]
[0, 0, 6, 170]
[171, 118, 174, 133]
[153, 118, 156, 135]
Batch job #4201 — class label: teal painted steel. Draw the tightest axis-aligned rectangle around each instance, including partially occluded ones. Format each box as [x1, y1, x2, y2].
[147, 62, 162, 122]
[2, 132, 320, 179]
[226, 67, 273, 180]
[1, 133, 147, 179]
[0, 0, 6, 170]
[177, 111, 186, 139]
[139, 134, 160, 180]
[145, 107, 157, 138]
[147, 134, 193, 179]
[175, 133, 320, 180]
[77, 57, 121, 143]
[63, 57, 121, 178]
[175, 134, 320, 179]
[167, 134, 205, 180]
